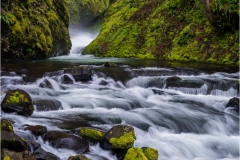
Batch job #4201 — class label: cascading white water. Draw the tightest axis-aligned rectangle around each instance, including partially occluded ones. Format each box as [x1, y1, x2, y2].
[1, 66, 239, 160]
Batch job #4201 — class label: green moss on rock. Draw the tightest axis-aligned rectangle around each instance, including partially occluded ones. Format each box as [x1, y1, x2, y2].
[142, 147, 158, 160]
[109, 132, 135, 149]
[1, 119, 14, 133]
[82, 0, 239, 65]
[80, 127, 105, 141]
[124, 148, 148, 160]
[1, 0, 71, 60]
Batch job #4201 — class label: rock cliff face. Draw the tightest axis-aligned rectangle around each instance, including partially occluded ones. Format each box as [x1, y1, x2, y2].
[1, 0, 71, 59]
[82, 0, 239, 65]
[66, 0, 110, 26]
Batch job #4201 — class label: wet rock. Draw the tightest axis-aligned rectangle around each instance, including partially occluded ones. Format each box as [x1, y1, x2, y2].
[141, 147, 158, 160]
[27, 140, 60, 160]
[103, 62, 117, 67]
[1, 119, 14, 133]
[1, 130, 27, 152]
[24, 125, 47, 136]
[100, 125, 135, 150]
[166, 76, 182, 82]
[33, 99, 62, 111]
[39, 79, 53, 89]
[123, 148, 147, 160]
[166, 80, 205, 89]
[1, 89, 34, 116]
[80, 127, 105, 141]
[61, 74, 74, 84]
[64, 66, 92, 82]
[1, 148, 37, 160]
[226, 97, 239, 113]
[43, 131, 89, 153]
[68, 154, 90, 160]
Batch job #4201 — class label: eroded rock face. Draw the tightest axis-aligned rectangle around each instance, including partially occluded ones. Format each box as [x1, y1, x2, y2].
[43, 131, 89, 153]
[1, 89, 34, 116]
[100, 125, 135, 150]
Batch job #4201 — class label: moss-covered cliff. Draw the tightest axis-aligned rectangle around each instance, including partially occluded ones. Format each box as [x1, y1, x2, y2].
[1, 0, 71, 59]
[65, 0, 110, 27]
[82, 0, 239, 65]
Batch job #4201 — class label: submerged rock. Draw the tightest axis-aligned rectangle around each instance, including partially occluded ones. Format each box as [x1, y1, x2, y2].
[24, 125, 47, 136]
[39, 79, 54, 89]
[1, 130, 27, 152]
[1, 119, 14, 133]
[1, 89, 34, 116]
[61, 74, 74, 84]
[100, 125, 135, 150]
[226, 97, 239, 113]
[64, 66, 93, 82]
[103, 62, 117, 67]
[27, 140, 60, 160]
[80, 127, 105, 141]
[43, 131, 89, 154]
[68, 154, 90, 160]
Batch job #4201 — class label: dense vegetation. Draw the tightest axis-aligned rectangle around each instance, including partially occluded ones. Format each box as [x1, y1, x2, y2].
[1, 0, 71, 59]
[82, 0, 239, 65]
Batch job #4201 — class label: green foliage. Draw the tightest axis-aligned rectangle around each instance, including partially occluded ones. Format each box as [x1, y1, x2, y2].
[0, 14, 12, 26]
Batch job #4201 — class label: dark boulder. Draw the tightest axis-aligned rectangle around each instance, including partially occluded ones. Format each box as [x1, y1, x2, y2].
[226, 97, 239, 113]
[24, 125, 47, 136]
[103, 62, 117, 67]
[100, 125, 135, 150]
[27, 140, 60, 160]
[68, 154, 90, 160]
[1, 130, 27, 152]
[33, 99, 62, 111]
[166, 76, 182, 82]
[39, 79, 54, 89]
[1, 89, 34, 116]
[61, 74, 74, 84]
[64, 66, 93, 82]
[43, 131, 89, 154]
[1, 119, 14, 133]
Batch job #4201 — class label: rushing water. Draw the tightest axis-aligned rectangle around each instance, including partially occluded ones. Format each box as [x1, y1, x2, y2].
[1, 29, 239, 160]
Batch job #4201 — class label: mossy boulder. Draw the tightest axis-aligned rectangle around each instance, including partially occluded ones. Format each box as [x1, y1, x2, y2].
[1, 130, 27, 152]
[43, 131, 89, 154]
[123, 148, 148, 160]
[1, 0, 71, 60]
[82, 0, 239, 65]
[1, 89, 34, 116]
[100, 125, 135, 150]
[66, 0, 110, 26]
[141, 147, 158, 160]
[80, 127, 105, 141]
[1, 119, 14, 133]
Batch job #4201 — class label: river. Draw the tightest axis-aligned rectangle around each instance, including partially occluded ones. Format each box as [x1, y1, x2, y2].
[1, 29, 239, 160]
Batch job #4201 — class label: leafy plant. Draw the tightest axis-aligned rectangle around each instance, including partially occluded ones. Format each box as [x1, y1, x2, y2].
[0, 14, 12, 26]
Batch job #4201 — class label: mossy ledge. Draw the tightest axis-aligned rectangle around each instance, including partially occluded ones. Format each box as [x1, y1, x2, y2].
[1, 0, 71, 60]
[82, 0, 239, 65]
[80, 127, 105, 141]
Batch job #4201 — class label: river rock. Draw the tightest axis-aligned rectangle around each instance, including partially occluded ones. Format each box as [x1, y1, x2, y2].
[166, 76, 182, 82]
[123, 148, 148, 160]
[225, 97, 239, 113]
[68, 154, 90, 160]
[80, 127, 105, 141]
[141, 147, 158, 160]
[1, 148, 36, 160]
[34, 99, 62, 111]
[43, 131, 89, 153]
[24, 125, 47, 136]
[1, 130, 27, 152]
[103, 62, 117, 67]
[39, 79, 54, 89]
[64, 66, 93, 82]
[100, 125, 135, 150]
[27, 140, 60, 160]
[1, 89, 34, 116]
[61, 74, 74, 84]
[1, 119, 14, 133]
